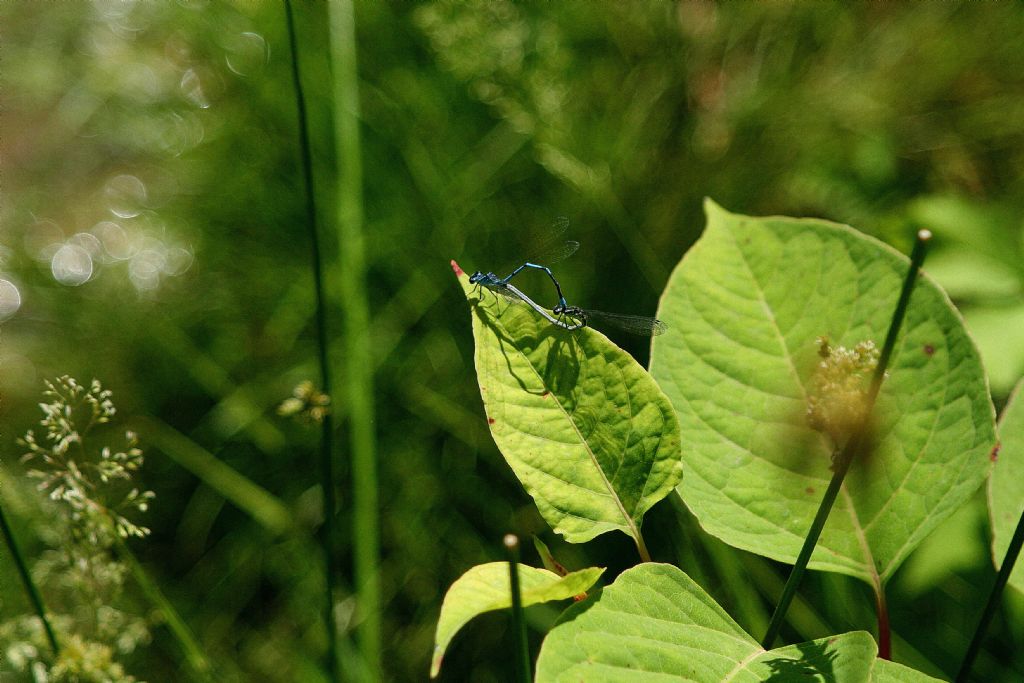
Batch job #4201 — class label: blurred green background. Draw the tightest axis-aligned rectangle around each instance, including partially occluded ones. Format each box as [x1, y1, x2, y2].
[2, 1, 1023, 681]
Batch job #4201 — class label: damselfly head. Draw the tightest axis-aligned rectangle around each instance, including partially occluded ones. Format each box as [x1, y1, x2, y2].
[468, 271, 485, 284]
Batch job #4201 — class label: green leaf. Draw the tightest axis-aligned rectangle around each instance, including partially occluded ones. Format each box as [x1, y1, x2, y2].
[533, 535, 568, 576]
[963, 305, 1024, 399]
[906, 194, 1024, 278]
[650, 200, 996, 585]
[896, 492, 987, 598]
[453, 262, 683, 550]
[989, 378, 1024, 595]
[431, 562, 604, 678]
[536, 563, 877, 682]
[871, 659, 946, 683]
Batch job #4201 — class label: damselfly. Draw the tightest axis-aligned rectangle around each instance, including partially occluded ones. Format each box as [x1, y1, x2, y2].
[496, 282, 583, 331]
[553, 303, 667, 337]
[469, 216, 576, 309]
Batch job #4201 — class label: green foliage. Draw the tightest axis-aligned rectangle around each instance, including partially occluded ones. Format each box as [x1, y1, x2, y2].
[455, 263, 682, 553]
[446, 202, 1001, 681]
[872, 659, 946, 683]
[431, 562, 603, 678]
[536, 563, 877, 682]
[650, 201, 996, 586]
[907, 197, 1024, 396]
[3, 0, 1024, 680]
[990, 380, 1024, 594]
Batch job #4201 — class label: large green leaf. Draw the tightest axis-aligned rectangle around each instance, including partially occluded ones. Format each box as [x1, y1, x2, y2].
[989, 378, 1024, 595]
[871, 659, 946, 683]
[431, 561, 604, 678]
[650, 200, 996, 585]
[453, 261, 683, 549]
[535, 563, 877, 682]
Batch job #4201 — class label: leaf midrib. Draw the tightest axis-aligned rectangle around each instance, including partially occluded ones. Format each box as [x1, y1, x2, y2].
[486, 305, 641, 541]
[726, 225, 878, 578]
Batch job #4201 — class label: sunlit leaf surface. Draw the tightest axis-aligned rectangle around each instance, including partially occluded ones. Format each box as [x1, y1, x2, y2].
[454, 262, 683, 548]
[989, 379, 1024, 594]
[650, 200, 996, 585]
[536, 563, 877, 682]
[431, 562, 603, 678]
[871, 659, 946, 682]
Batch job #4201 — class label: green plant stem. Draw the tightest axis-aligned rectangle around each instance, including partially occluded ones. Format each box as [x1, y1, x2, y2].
[634, 532, 652, 564]
[328, 1, 381, 680]
[761, 229, 931, 650]
[0, 500, 59, 655]
[282, 1, 341, 680]
[115, 536, 213, 682]
[956, 508, 1024, 682]
[504, 535, 532, 683]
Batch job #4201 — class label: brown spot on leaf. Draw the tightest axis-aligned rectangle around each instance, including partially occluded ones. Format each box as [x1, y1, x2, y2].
[991, 443, 1001, 462]
[924, 344, 935, 356]
[487, 417, 495, 425]
[806, 487, 815, 495]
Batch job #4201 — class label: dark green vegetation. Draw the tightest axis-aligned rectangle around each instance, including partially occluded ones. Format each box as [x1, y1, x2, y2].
[1, 2, 1023, 681]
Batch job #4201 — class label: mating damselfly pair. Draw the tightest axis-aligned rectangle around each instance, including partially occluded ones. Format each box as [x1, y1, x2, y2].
[468, 218, 667, 336]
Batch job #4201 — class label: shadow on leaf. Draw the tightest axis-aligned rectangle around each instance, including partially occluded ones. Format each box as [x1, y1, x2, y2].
[762, 639, 838, 682]
[472, 294, 583, 397]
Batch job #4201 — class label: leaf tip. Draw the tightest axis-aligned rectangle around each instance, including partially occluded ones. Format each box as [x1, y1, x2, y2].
[450, 259, 465, 277]
[703, 196, 728, 217]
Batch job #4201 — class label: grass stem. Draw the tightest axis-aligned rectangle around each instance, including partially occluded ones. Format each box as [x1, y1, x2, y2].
[956, 508, 1024, 682]
[327, 0, 381, 679]
[761, 229, 931, 650]
[0, 499, 59, 656]
[504, 534, 532, 683]
[282, 1, 341, 679]
[115, 536, 214, 682]
[132, 416, 293, 536]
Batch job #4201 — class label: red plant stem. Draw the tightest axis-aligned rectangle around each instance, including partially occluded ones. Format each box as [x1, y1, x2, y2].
[875, 584, 891, 660]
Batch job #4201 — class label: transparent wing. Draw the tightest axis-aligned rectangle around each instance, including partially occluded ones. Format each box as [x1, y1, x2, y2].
[534, 239, 579, 266]
[478, 281, 526, 305]
[525, 216, 577, 266]
[580, 308, 668, 336]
